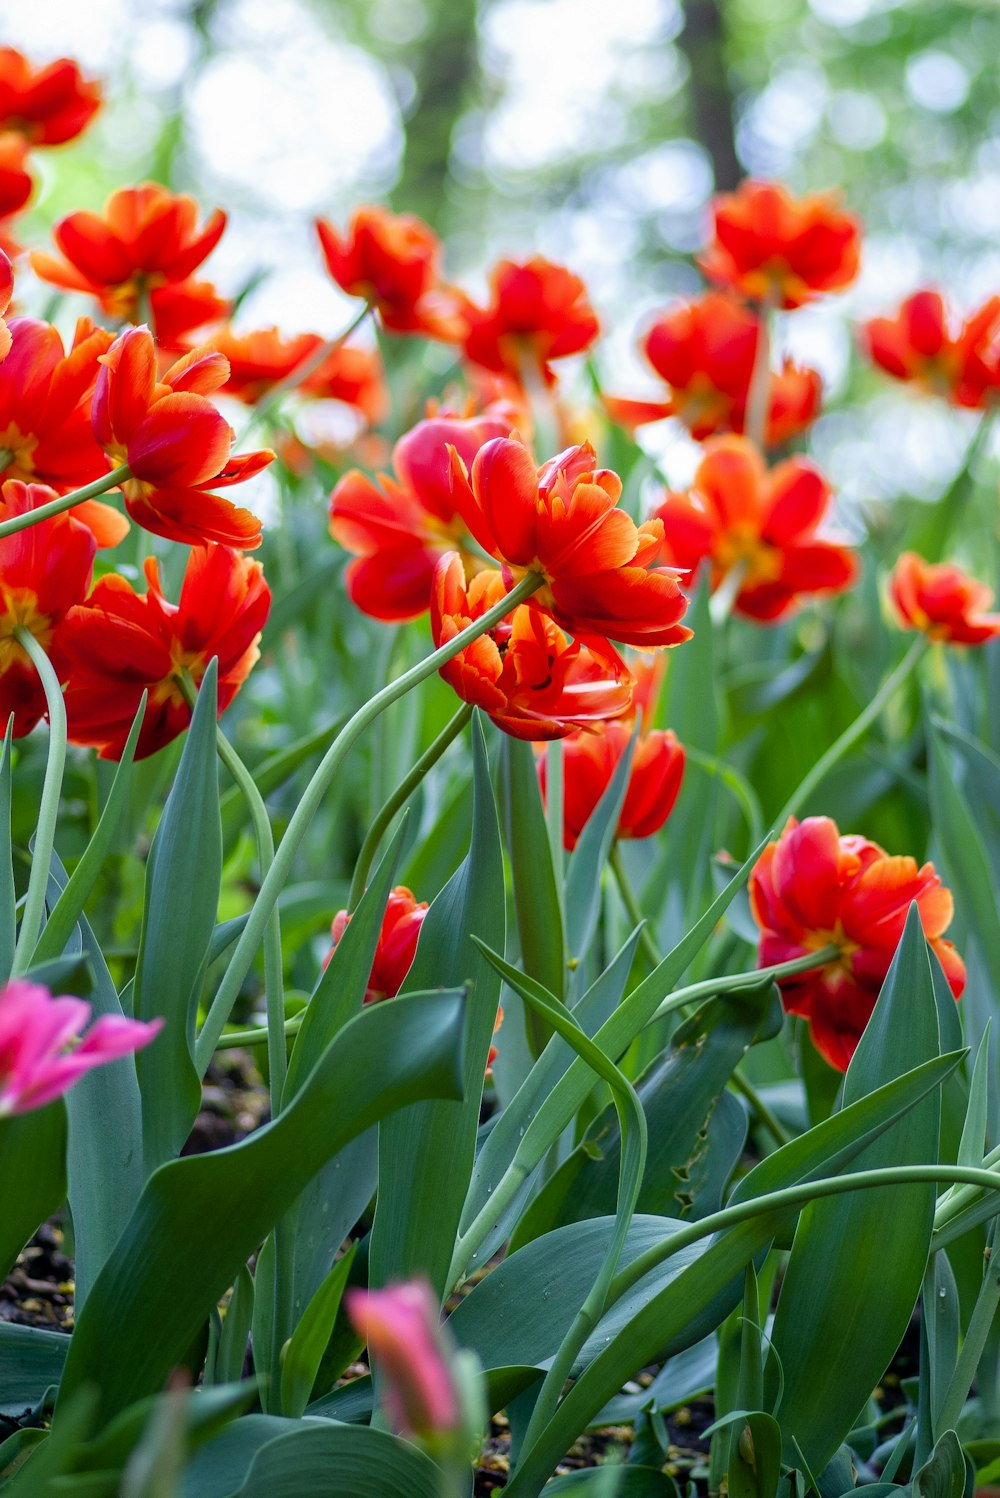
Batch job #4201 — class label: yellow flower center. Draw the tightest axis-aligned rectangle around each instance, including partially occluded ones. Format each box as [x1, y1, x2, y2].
[0, 590, 53, 673]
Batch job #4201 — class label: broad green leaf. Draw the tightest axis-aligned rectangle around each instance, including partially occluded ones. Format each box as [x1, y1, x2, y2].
[544, 1469, 678, 1494]
[911, 1430, 974, 1498]
[58, 988, 466, 1428]
[79, 1383, 257, 1482]
[32, 699, 145, 965]
[0, 1322, 67, 1417]
[770, 906, 943, 1473]
[133, 660, 221, 1171]
[0, 1102, 66, 1281]
[370, 714, 504, 1300]
[502, 736, 565, 1006]
[226, 1422, 447, 1498]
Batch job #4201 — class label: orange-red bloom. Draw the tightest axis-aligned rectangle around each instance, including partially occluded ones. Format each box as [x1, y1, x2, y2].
[316, 206, 457, 338]
[93, 326, 273, 548]
[31, 183, 228, 337]
[0, 133, 32, 220]
[327, 886, 428, 1002]
[0, 49, 100, 145]
[60, 544, 270, 761]
[210, 325, 386, 421]
[450, 438, 691, 648]
[606, 292, 822, 446]
[539, 720, 685, 852]
[750, 816, 964, 1071]
[330, 411, 511, 621]
[456, 256, 599, 384]
[0, 480, 96, 736]
[889, 551, 1000, 646]
[700, 180, 861, 310]
[431, 555, 634, 741]
[0, 247, 12, 364]
[862, 290, 1000, 409]
[652, 435, 856, 622]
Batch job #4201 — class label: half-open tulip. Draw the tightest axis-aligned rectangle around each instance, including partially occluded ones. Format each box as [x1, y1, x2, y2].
[431, 555, 634, 740]
[749, 815, 964, 1071]
[449, 437, 691, 648]
[889, 551, 1000, 646]
[346, 1280, 460, 1438]
[539, 720, 685, 851]
[700, 180, 861, 309]
[0, 979, 161, 1117]
[316, 206, 457, 338]
[863, 290, 1000, 409]
[0, 480, 96, 735]
[456, 256, 599, 384]
[93, 326, 273, 548]
[0, 49, 100, 145]
[327, 886, 428, 1002]
[652, 435, 856, 622]
[60, 544, 270, 760]
[330, 411, 511, 620]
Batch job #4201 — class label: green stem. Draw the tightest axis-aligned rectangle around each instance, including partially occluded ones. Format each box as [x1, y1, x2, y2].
[744, 296, 774, 451]
[235, 303, 372, 446]
[683, 745, 764, 846]
[11, 632, 67, 973]
[709, 557, 748, 627]
[646, 945, 841, 1026]
[608, 844, 659, 970]
[545, 739, 566, 920]
[215, 1014, 303, 1051]
[0, 465, 131, 541]
[934, 1140, 1000, 1231]
[194, 571, 544, 1068]
[179, 673, 286, 1101]
[774, 635, 929, 827]
[727, 1070, 790, 1147]
[347, 702, 472, 912]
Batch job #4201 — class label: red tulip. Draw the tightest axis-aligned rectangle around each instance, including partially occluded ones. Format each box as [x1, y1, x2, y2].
[455, 256, 599, 384]
[209, 325, 386, 421]
[0, 48, 100, 146]
[863, 290, 1000, 409]
[539, 721, 685, 851]
[889, 552, 1000, 646]
[316, 206, 458, 338]
[327, 887, 428, 1002]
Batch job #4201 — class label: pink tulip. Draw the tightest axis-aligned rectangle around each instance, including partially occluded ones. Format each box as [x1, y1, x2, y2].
[0, 979, 163, 1116]
[346, 1279, 459, 1437]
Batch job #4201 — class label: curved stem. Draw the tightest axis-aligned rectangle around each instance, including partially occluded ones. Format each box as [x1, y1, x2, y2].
[0, 465, 131, 541]
[215, 1014, 302, 1051]
[235, 303, 372, 446]
[347, 702, 472, 912]
[11, 631, 67, 973]
[646, 944, 841, 1026]
[774, 634, 929, 828]
[727, 1070, 790, 1147]
[195, 571, 544, 1068]
[744, 295, 774, 451]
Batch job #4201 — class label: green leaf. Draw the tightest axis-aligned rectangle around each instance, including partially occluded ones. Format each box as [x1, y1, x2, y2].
[917, 1252, 959, 1463]
[544, 1469, 679, 1494]
[212, 1263, 254, 1388]
[501, 736, 565, 1006]
[770, 906, 943, 1474]
[32, 698, 145, 965]
[224, 1422, 448, 1498]
[58, 988, 467, 1429]
[0, 1322, 67, 1417]
[911, 1430, 974, 1498]
[279, 1243, 356, 1417]
[370, 713, 504, 1300]
[0, 1387, 97, 1496]
[133, 659, 221, 1171]
[0, 1102, 66, 1281]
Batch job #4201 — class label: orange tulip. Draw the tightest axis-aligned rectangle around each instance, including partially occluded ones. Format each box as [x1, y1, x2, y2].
[449, 437, 691, 648]
[539, 720, 685, 852]
[700, 180, 861, 310]
[889, 552, 1000, 646]
[431, 555, 633, 741]
[750, 816, 964, 1071]
[31, 183, 227, 338]
[0, 48, 100, 145]
[209, 325, 386, 421]
[330, 410, 511, 621]
[93, 326, 273, 548]
[455, 256, 599, 384]
[606, 292, 822, 445]
[652, 435, 856, 622]
[316, 206, 458, 338]
[0, 480, 96, 736]
[60, 544, 270, 761]
[863, 290, 1000, 409]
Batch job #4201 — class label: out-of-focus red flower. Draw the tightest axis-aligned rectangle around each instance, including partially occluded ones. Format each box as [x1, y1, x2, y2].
[750, 816, 964, 1071]
[0, 479, 96, 736]
[0, 247, 14, 364]
[700, 180, 861, 310]
[330, 411, 512, 621]
[346, 1280, 460, 1439]
[449, 437, 691, 648]
[456, 256, 599, 385]
[0, 49, 100, 145]
[0, 133, 32, 220]
[0, 317, 123, 501]
[209, 325, 386, 422]
[0, 979, 160, 1118]
[652, 435, 856, 622]
[863, 290, 1000, 409]
[93, 326, 273, 548]
[431, 555, 634, 741]
[60, 544, 270, 760]
[539, 720, 685, 852]
[31, 183, 227, 330]
[327, 886, 428, 1002]
[316, 206, 458, 338]
[605, 292, 822, 446]
[152, 280, 233, 351]
[889, 551, 1000, 646]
